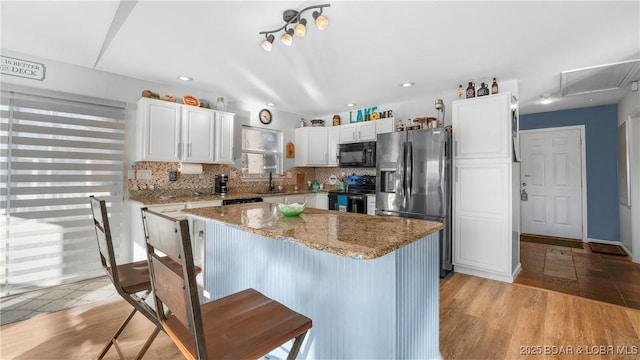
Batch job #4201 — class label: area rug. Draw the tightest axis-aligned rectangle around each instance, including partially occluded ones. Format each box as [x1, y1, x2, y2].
[520, 233, 584, 249]
[589, 243, 627, 256]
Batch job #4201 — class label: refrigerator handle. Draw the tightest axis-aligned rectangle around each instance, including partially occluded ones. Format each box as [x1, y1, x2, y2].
[401, 141, 407, 201]
[407, 141, 413, 197]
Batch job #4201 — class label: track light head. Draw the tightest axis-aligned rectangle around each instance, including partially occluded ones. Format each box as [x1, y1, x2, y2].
[295, 18, 307, 37]
[281, 28, 294, 46]
[313, 10, 328, 30]
[261, 34, 275, 52]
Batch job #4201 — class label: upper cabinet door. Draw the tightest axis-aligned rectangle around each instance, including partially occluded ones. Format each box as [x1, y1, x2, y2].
[139, 98, 181, 161]
[327, 126, 340, 166]
[358, 122, 377, 142]
[452, 93, 511, 160]
[215, 111, 235, 163]
[339, 124, 357, 144]
[182, 106, 215, 162]
[307, 127, 328, 165]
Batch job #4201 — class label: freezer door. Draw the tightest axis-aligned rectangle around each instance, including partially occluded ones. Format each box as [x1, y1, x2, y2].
[376, 131, 406, 212]
[405, 129, 447, 217]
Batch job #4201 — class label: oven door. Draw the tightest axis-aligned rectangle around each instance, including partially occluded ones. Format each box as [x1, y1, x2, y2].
[347, 194, 367, 214]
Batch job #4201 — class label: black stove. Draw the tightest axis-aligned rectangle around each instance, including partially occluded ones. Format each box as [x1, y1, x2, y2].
[328, 175, 375, 213]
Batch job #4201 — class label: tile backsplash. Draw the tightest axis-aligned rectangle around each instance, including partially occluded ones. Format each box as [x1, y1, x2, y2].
[129, 161, 375, 193]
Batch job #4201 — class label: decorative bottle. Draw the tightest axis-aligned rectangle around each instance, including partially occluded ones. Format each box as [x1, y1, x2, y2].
[465, 82, 475, 98]
[477, 82, 489, 96]
[491, 78, 499, 94]
[456, 84, 464, 99]
[215, 97, 226, 111]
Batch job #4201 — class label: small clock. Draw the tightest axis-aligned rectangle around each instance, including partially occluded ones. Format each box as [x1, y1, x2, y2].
[259, 109, 272, 125]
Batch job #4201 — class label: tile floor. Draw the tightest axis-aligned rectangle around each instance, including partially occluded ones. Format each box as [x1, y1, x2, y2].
[0, 276, 118, 325]
[515, 240, 640, 310]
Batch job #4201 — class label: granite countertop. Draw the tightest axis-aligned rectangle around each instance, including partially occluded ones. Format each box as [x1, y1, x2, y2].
[129, 189, 327, 205]
[182, 202, 443, 260]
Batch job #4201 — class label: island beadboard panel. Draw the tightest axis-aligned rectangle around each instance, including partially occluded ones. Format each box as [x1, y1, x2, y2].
[128, 161, 375, 193]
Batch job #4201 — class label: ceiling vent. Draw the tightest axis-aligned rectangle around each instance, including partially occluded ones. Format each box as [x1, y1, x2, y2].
[560, 59, 640, 97]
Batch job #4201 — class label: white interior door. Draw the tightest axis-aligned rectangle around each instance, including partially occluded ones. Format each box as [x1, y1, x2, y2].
[520, 128, 584, 239]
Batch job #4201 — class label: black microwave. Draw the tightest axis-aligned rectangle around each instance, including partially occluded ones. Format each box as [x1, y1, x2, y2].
[338, 141, 376, 167]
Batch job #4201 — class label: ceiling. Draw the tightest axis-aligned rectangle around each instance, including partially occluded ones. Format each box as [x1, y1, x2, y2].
[1, 1, 639, 117]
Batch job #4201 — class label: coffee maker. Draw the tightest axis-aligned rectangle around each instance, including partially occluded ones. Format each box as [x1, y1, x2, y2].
[214, 174, 228, 195]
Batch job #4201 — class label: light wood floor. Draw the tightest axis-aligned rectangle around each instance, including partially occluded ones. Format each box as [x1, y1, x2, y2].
[2, 273, 640, 359]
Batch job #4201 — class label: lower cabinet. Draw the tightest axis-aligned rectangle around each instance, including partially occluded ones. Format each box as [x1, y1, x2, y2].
[452, 161, 520, 283]
[262, 193, 329, 209]
[129, 200, 222, 263]
[306, 193, 328, 210]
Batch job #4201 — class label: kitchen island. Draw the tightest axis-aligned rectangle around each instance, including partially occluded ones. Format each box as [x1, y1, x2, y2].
[182, 203, 443, 359]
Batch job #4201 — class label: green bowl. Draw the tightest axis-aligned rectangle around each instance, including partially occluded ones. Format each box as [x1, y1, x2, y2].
[276, 202, 307, 217]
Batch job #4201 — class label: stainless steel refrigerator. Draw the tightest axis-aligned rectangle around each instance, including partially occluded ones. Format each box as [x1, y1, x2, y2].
[376, 128, 453, 277]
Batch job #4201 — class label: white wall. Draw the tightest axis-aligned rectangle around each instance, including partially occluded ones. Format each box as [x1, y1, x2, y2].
[317, 80, 519, 127]
[617, 86, 640, 262]
[0, 50, 305, 172]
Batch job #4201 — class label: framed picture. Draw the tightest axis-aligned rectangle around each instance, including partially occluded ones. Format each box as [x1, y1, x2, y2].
[618, 120, 630, 206]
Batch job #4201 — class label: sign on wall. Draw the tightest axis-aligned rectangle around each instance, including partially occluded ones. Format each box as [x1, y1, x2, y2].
[1, 56, 46, 81]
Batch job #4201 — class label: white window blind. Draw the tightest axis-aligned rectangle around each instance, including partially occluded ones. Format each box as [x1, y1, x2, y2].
[0, 88, 126, 296]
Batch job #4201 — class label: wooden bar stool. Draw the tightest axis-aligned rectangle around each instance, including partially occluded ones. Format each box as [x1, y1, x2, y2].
[141, 207, 312, 360]
[90, 196, 161, 360]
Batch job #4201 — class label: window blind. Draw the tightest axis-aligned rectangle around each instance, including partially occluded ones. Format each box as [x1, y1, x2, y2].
[0, 88, 126, 296]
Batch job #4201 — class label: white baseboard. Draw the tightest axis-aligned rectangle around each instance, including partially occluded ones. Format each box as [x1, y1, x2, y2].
[454, 264, 520, 284]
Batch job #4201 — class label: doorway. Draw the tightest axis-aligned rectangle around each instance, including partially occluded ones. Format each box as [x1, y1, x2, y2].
[520, 126, 586, 240]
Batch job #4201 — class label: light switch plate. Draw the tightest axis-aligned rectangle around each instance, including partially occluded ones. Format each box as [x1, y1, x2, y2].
[136, 169, 152, 180]
[230, 170, 237, 178]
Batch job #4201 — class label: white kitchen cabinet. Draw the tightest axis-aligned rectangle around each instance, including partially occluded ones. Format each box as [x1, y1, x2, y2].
[305, 193, 329, 209]
[339, 122, 377, 144]
[262, 195, 284, 204]
[129, 200, 222, 263]
[452, 92, 520, 283]
[181, 106, 215, 162]
[452, 93, 512, 160]
[375, 117, 395, 135]
[327, 126, 340, 166]
[136, 97, 234, 163]
[315, 193, 329, 210]
[262, 194, 305, 205]
[214, 111, 234, 163]
[137, 98, 182, 161]
[295, 127, 335, 166]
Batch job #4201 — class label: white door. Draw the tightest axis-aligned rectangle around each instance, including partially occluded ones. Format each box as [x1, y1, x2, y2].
[520, 128, 583, 239]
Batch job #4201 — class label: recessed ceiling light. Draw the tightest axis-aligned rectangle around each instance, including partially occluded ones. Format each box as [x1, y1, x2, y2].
[178, 76, 193, 81]
[266, 102, 276, 107]
[400, 82, 415, 87]
[540, 93, 552, 105]
[346, 103, 357, 107]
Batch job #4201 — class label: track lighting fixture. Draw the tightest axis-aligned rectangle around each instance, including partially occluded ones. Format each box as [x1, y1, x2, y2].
[259, 4, 330, 51]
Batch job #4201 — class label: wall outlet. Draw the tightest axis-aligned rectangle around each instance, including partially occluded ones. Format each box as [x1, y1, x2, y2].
[169, 171, 178, 181]
[128, 170, 135, 180]
[230, 170, 237, 178]
[286, 171, 292, 178]
[136, 169, 152, 180]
